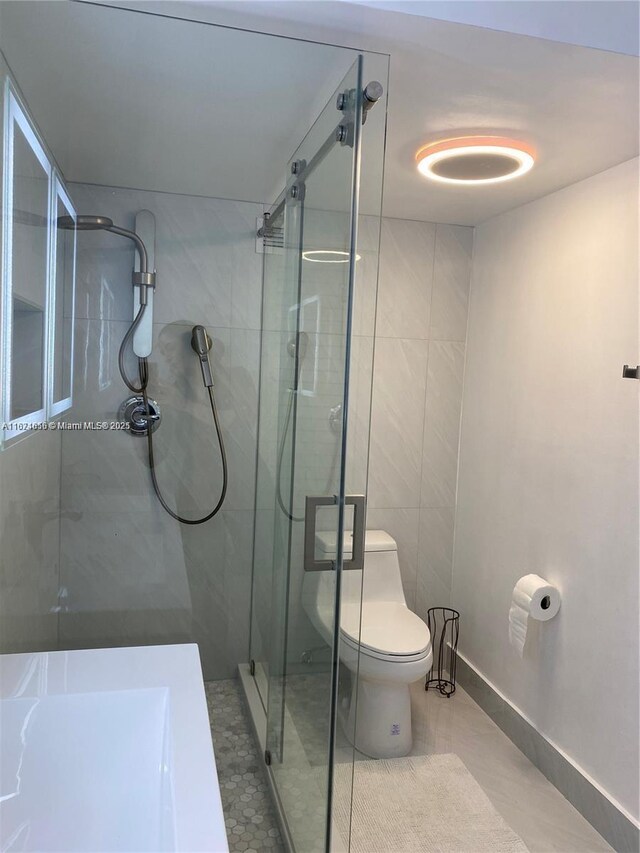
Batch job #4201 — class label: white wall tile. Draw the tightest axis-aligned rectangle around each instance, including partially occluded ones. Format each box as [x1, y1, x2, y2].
[365, 216, 471, 619]
[367, 337, 429, 509]
[375, 218, 436, 339]
[366, 507, 420, 610]
[420, 341, 466, 508]
[430, 224, 473, 342]
[416, 507, 455, 618]
[69, 183, 262, 329]
[0, 430, 61, 654]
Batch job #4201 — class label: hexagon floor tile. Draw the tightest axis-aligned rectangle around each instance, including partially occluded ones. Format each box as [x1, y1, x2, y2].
[205, 679, 285, 853]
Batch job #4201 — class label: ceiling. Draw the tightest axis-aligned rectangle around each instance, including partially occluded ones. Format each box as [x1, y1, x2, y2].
[198, 0, 640, 224]
[347, 0, 640, 56]
[1, 0, 637, 226]
[0, 1, 371, 209]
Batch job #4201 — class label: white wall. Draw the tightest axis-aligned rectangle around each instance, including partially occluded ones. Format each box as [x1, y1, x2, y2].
[453, 158, 639, 819]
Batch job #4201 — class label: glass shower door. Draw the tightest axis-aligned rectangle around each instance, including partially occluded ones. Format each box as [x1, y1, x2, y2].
[250, 57, 366, 852]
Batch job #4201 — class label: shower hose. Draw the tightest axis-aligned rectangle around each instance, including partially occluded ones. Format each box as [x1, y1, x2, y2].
[119, 303, 228, 524]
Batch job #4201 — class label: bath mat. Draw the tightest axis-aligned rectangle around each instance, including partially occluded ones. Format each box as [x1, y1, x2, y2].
[331, 753, 529, 852]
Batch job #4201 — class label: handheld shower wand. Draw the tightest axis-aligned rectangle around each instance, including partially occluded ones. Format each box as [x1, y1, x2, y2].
[191, 325, 214, 388]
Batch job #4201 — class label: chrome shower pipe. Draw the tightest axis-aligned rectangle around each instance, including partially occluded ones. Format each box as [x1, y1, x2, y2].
[57, 215, 155, 297]
[107, 225, 150, 274]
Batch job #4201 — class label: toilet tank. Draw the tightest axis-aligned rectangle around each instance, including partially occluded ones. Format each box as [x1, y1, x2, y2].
[313, 529, 407, 608]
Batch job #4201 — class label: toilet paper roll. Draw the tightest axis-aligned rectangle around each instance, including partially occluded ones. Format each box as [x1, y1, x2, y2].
[509, 574, 561, 657]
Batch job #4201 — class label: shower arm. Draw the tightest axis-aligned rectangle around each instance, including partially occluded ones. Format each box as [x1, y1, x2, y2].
[107, 225, 156, 305]
[107, 225, 149, 271]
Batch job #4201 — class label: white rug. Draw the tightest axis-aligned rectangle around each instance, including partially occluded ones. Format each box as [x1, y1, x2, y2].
[331, 753, 529, 853]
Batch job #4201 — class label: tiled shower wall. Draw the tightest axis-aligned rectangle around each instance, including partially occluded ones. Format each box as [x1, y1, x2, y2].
[0, 431, 62, 653]
[57, 182, 263, 679]
[366, 218, 473, 620]
[2, 194, 471, 673]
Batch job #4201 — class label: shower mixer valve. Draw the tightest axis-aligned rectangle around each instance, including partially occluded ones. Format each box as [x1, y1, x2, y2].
[118, 395, 161, 437]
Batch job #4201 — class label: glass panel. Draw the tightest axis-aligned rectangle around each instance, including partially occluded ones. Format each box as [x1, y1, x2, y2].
[52, 190, 75, 406]
[250, 57, 363, 852]
[10, 121, 48, 420]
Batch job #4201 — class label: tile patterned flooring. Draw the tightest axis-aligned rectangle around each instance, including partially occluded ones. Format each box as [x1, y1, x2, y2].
[207, 675, 613, 853]
[205, 680, 285, 853]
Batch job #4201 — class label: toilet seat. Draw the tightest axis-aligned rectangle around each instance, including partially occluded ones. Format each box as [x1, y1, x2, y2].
[340, 631, 431, 663]
[315, 599, 431, 662]
[340, 601, 431, 660]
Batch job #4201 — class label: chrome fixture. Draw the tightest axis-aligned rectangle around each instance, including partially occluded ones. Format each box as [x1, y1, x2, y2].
[64, 212, 227, 524]
[362, 80, 383, 124]
[257, 81, 383, 240]
[303, 494, 366, 572]
[57, 213, 155, 392]
[191, 325, 214, 388]
[58, 215, 155, 296]
[119, 395, 161, 437]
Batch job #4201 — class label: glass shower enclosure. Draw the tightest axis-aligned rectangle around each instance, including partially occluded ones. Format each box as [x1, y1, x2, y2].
[247, 56, 387, 851]
[0, 3, 387, 850]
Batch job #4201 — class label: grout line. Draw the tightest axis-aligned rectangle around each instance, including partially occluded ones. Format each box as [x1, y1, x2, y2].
[414, 222, 439, 613]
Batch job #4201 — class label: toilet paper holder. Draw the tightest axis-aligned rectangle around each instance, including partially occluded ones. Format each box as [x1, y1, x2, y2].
[425, 607, 460, 698]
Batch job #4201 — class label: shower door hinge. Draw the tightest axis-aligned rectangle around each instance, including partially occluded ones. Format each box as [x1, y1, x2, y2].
[249, 659, 256, 676]
[622, 364, 639, 379]
[264, 749, 272, 766]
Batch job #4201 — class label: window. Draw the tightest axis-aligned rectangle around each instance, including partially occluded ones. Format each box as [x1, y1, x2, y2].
[49, 179, 76, 416]
[1, 83, 76, 443]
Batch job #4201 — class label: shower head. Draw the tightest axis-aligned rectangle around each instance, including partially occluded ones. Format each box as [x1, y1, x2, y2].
[191, 325, 214, 388]
[57, 212, 152, 277]
[57, 214, 114, 231]
[191, 325, 212, 357]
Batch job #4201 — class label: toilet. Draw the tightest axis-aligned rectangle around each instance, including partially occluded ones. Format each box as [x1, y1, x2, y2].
[302, 529, 432, 759]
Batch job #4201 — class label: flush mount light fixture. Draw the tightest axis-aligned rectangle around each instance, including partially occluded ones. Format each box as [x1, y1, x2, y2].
[416, 136, 535, 185]
[302, 250, 361, 263]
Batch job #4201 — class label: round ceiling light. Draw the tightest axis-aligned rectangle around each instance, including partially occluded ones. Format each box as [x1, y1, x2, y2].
[416, 136, 535, 185]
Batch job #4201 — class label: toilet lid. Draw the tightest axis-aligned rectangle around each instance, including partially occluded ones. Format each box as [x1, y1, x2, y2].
[340, 601, 431, 657]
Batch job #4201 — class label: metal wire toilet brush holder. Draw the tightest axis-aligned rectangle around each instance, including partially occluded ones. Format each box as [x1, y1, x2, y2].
[425, 607, 460, 697]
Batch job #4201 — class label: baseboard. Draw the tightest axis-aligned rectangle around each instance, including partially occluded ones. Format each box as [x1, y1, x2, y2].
[456, 652, 639, 853]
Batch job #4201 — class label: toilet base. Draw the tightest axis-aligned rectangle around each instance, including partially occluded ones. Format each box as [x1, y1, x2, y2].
[345, 676, 413, 759]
